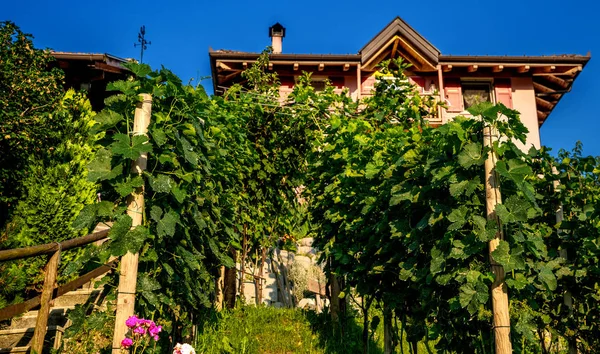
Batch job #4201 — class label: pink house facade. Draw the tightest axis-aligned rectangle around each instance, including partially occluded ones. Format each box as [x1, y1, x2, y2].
[209, 17, 590, 149]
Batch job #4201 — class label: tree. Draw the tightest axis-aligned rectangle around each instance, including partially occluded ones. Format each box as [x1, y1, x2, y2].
[0, 21, 65, 227]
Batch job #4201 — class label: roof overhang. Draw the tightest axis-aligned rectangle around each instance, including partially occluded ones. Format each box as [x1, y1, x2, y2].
[51, 51, 130, 75]
[210, 51, 361, 94]
[439, 54, 591, 125]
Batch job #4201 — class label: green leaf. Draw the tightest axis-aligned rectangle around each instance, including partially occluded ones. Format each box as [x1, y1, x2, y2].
[491, 240, 525, 273]
[138, 273, 161, 307]
[495, 159, 532, 185]
[496, 195, 529, 224]
[107, 80, 139, 95]
[72, 204, 97, 230]
[96, 201, 114, 217]
[506, 273, 528, 290]
[110, 134, 153, 160]
[93, 110, 123, 131]
[171, 185, 187, 204]
[447, 206, 468, 230]
[156, 210, 179, 238]
[148, 174, 173, 193]
[430, 247, 445, 275]
[113, 175, 144, 197]
[458, 143, 484, 168]
[87, 148, 122, 182]
[150, 205, 163, 222]
[108, 215, 133, 256]
[459, 283, 477, 310]
[129, 63, 152, 78]
[151, 128, 168, 147]
[539, 267, 557, 291]
[177, 135, 199, 166]
[110, 226, 150, 256]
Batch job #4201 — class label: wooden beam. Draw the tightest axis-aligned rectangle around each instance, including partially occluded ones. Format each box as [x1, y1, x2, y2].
[443, 64, 453, 72]
[563, 65, 582, 76]
[293, 63, 299, 71]
[217, 62, 234, 71]
[492, 65, 504, 73]
[535, 96, 554, 111]
[318, 63, 324, 71]
[544, 65, 556, 73]
[537, 110, 549, 120]
[268, 62, 273, 71]
[542, 75, 570, 89]
[517, 65, 530, 73]
[343, 63, 350, 71]
[390, 38, 400, 59]
[532, 81, 554, 93]
[467, 65, 478, 73]
[242, 62, 248, 69]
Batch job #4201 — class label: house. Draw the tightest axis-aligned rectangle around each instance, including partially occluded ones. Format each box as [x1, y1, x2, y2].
[209, 17, 590, 149]
[50, 52, 130, 111]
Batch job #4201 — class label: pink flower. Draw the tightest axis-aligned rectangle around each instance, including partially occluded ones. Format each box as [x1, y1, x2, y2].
[125, 316, 139, 328]
[121, 337, 133, 348]
[149, 323, 162, 338]
[133, 326, 147, 335]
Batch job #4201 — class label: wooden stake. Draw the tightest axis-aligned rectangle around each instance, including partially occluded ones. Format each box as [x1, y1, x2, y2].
[112, 94, 152, 354]
[31, 248, 60, 354]
[215, 266, 225, 311]
[483, 125, 513, 354]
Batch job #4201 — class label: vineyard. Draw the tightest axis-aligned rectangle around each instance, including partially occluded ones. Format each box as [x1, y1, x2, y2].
[1, 22, 600, 354]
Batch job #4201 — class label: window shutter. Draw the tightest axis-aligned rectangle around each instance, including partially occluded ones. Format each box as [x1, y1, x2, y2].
[444, 79, 463, 112]
[494, 80, 513, 109]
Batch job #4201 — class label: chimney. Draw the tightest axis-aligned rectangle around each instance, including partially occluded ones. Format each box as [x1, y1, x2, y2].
[269, 22, 286, 54]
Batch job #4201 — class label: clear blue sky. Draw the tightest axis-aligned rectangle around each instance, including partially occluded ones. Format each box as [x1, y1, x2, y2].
[3, 0, 598, 155]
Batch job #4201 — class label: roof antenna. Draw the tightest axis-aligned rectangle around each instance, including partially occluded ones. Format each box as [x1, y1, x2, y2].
[134, 25, 151, 63]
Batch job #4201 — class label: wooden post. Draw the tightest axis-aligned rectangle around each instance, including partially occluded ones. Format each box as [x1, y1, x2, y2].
[31, 247, 60, 354]
[215, 266, 225, 311]
[483, 125, 513, 354]
[112, 94, 152, 354]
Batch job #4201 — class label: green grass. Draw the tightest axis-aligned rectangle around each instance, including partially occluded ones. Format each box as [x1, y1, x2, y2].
[193, 306, 436, 354]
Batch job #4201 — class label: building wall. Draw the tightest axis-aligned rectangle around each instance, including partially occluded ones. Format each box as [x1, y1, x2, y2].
[511, 77, 541, 149]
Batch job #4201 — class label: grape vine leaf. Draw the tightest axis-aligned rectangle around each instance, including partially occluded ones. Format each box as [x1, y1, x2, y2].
[148, 174, 173, 193]
[110, 134, 153, 160]
[114, 175, 145, 197]
[156, 210, 179, 238]
[458, 143, 484, 168]
[87, 148, 123, 182]
[491, 240, 525, 273]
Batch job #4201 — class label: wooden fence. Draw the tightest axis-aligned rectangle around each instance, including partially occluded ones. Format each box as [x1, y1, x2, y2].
[0, 228, 115, 353]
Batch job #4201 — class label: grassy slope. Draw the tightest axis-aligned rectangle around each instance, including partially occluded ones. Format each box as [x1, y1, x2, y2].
[194, 306, 434, 354]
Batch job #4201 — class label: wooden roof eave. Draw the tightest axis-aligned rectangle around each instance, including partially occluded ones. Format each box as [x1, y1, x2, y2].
[360, 17, 440, 67]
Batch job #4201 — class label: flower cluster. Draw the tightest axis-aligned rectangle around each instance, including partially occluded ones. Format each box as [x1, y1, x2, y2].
[173, 343, 196, 354]
[121, 315, 162, 349]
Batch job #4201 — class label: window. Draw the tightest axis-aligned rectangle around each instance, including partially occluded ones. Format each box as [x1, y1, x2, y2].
[311, 80, 326, 91]
[462, 82, 492, 109]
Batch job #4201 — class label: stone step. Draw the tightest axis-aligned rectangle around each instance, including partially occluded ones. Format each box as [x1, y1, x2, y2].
[50, 289, 102, 308]
[10, 307, 73, 330]
[0, 326, 64, 350]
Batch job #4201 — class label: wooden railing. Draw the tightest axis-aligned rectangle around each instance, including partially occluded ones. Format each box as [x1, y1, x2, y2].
[0, 228, 115, 353]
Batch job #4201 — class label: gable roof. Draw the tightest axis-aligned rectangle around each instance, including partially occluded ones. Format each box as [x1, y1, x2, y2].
[360, 17, 440, 71]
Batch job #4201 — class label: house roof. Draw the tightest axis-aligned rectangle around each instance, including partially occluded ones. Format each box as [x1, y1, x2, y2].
[51, 51, 130, 74]
[209, 17, 590, 125]
[360, 16, 440, 71]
